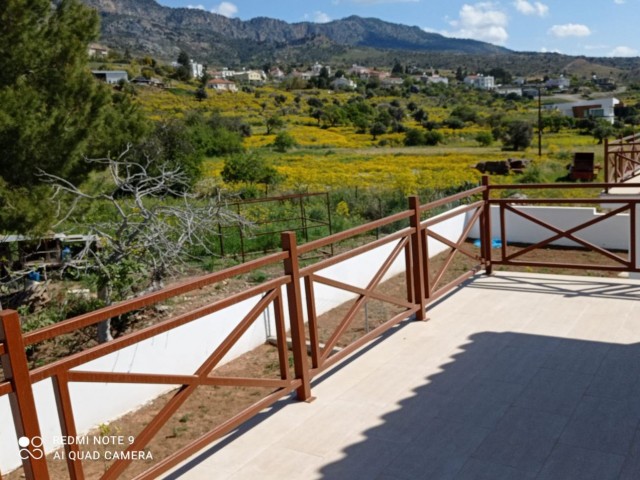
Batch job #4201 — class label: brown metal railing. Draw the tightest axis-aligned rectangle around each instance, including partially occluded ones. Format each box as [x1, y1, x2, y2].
[605, 133, 640, 187]
[4, 178, 640, 479]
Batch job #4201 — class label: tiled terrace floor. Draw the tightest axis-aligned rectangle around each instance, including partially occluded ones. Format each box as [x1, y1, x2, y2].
[164, 272, 640, 480]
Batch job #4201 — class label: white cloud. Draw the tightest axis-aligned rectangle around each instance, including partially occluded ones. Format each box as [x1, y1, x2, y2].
[187, 4, 206, 9]
[513, 0, 548, 16]
[548, 23, 591, 38]
[584, 44, 608, 51]
[211, 1, 238, 17]
[311, 11, 332, 23]
[609, 46, 639, 57]
[349, 0, 418, 4]
[446, 3, 509, 45]
[614, 0, 625, 4]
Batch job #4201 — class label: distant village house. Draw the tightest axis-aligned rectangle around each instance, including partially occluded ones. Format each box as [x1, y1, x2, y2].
[91, 70, 128, 84]
[131, 76, 164, 88]
[87, 43, 109, 58]
[381, 77, 404, 88]
[207, 78, 238, 92]
[420, 74, 449, 85]
[330, 76, 357, 90]
[463, 74, 495, 90]
[233, 69, 266, 83]
[544, 97, 620, 124]
[545, 76, 571, 90]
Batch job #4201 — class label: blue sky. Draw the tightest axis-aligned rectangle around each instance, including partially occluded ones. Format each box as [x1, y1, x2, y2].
[156, 0, 640, 57]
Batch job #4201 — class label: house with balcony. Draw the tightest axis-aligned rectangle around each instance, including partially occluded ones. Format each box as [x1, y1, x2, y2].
[545, 97, 620, 124]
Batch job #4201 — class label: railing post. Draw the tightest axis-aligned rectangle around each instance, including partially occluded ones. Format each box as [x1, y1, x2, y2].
[604, 137, 610, 191]
[281, 232, 313, 401]
[409, 196, 427, 321]
[482, 176, 493, 275]
[0, 310, 50, 480]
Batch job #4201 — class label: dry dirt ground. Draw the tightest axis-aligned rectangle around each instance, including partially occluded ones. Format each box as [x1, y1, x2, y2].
[5, 242, 629, 479]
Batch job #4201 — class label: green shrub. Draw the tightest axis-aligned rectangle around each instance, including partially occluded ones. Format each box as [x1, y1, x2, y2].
[475, 131, 493, 146]
[271, 131, 297, 152]
[424, 130, 444, 146]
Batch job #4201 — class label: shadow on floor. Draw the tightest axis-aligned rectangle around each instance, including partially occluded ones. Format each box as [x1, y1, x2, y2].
[318, 284, 640, 479]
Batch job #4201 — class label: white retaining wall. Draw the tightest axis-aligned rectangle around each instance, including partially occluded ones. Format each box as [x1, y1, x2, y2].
[0, 205, 474, 472]
[467, 205, 631, 251]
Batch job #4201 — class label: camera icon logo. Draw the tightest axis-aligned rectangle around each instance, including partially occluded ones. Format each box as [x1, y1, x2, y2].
[18, 436, 44, 460]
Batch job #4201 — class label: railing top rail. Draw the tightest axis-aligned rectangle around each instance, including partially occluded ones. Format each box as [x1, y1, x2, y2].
[226, 191, 328, 207]
[490, 197, 638, 204]
[418, 186, 486, 212]
[608, 133, 640, 146]
[18, 250, 289, 346]
[607, 144, 640, 152]
[487, 182, 637, 190]
[297, 210, 413, 254]
[422, 201, 484, 228]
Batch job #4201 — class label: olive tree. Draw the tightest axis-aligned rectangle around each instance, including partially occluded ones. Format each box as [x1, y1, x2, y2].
[41, 147, 245, 342]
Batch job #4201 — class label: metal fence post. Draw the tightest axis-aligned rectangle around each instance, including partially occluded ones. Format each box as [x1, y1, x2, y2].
[482, 176, 493, 275]
[281, 232, 313, 401]
[409, 196, 427, 320]
[0, 310, 50, 480]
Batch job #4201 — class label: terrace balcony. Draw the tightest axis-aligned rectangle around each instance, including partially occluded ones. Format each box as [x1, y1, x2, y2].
[167, 272, 640, 480]
[4, 178, 640, 480]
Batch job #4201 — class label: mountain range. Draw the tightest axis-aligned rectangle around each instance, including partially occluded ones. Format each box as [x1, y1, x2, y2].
[81, 0, 508, 62]
[81, 0, 640, 80]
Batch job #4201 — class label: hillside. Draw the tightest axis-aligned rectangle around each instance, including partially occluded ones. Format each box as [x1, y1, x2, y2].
[81, 0, 510, 63]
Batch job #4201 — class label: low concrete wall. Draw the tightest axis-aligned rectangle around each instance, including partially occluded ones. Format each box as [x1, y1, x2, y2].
[467, 205, 630, 251]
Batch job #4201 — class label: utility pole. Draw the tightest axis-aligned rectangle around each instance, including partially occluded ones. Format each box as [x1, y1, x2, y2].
[538, 86, 542, 157]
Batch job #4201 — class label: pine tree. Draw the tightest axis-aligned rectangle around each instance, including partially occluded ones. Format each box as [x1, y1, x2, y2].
[0, 0, 110, 186]
[0, 0, 126, 232]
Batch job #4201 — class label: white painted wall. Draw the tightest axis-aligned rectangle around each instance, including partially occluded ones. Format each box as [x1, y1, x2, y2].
[0, 205, 475, 473]
[467, 205, 631, 251]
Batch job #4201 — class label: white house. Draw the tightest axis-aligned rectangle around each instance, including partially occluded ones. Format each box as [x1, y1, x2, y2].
[464, 74, 495, 90]
[269, 67, 285, 80]
[381, 77, 404, 88]
[312, 62, 331, 77]
[189, 60, 204, 79]
[233, 70, 266, 83]
[87, 43, 109, 58]
[349, 64, 370, 77]
[544, 97, 620, 124]
[545, 76, 571, 90]
[496, 87, 523, 97]
[91, 70, 128, 84]
[330, 76, 357, 90]
[421, 75, 449, 85]
[207, 78, 238, 92]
